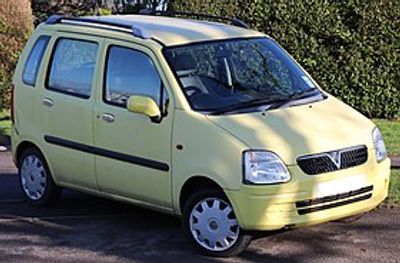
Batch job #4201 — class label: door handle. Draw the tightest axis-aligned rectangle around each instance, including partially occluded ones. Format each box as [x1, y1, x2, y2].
[101, 113, 115, 123]
[43, 98, 54, 107]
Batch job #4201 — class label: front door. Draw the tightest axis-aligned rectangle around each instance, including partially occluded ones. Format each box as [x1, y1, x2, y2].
[93, 40, 173, 207]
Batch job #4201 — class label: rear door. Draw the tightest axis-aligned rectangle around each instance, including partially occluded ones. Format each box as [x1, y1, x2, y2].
[38, 33, 102, 190]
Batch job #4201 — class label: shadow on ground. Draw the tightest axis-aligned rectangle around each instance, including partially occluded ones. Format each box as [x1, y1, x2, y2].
[0, 170, 399, 263]
[1, 142, 399, 263]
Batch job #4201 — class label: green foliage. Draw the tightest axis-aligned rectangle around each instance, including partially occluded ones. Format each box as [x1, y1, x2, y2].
[172, 0, 399, 118]
[0, 110, 11, 137]
[119, 3, 147, 14]
[388, 169, 400, 205]
[31, 2, 112, 26]
[31, 1, 150, 26]
[374, 119, 400, 155]
[0, 0, 33, 110]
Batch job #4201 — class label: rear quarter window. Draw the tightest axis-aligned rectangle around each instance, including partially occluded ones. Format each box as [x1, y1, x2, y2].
[22, 36, 50, 86]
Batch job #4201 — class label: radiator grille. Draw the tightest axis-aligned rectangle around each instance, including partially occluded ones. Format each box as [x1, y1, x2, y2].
[297, 146, 368, 175]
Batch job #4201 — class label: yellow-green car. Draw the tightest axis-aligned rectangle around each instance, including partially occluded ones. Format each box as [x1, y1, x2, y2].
[11, 13, 390, 256]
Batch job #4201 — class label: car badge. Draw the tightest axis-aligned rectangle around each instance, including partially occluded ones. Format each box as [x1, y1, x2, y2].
[328, 151, 341, 169]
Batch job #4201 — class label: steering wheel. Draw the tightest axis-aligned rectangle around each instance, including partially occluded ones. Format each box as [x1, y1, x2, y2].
[185, 86, 203, 97]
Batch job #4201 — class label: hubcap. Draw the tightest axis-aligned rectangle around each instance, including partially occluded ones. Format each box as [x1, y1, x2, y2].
[20, 155, 47, 200]
[189, 197, 239, 252]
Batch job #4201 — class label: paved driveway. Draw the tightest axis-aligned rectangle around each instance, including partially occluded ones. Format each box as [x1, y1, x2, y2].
[0, 152, 399, 263]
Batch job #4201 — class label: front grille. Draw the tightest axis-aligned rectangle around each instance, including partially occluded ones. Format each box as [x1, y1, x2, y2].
[297, 145, 368, 175]
[296, 185, 373, 215]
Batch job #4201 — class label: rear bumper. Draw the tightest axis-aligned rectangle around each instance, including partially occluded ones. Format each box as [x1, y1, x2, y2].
[10, 125, 19, 166]
[226, 157, 390, 231]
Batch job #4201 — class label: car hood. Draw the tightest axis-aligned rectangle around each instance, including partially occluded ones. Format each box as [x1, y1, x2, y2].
[206, 96, 375, 165]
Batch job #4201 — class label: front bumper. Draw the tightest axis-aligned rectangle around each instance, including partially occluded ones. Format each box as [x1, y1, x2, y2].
[225, 156, 390, 231]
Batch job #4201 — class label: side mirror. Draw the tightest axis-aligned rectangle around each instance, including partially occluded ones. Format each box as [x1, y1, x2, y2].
[127, 95, 161, 122]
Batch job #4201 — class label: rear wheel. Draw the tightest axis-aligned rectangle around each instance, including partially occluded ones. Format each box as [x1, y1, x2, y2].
[182, 189, 252, 257]
[18, 148, 61, 206]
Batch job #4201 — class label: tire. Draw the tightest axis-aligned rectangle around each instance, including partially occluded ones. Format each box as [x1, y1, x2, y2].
[182, 189, 252, 257]
[18, 147, 61, 206]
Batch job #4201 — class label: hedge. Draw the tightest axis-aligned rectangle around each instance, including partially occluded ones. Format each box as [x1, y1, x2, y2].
[171, 0, 399, 118]
[1, 1, 398, 118]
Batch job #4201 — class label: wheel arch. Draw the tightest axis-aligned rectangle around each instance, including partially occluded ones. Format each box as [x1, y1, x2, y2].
[179, 176, 252, 256]
[15, 140, 42, 164]
[179, 176, 226, 214]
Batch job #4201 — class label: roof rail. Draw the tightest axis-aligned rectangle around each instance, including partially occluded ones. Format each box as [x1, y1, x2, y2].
[45, 15, 151, 39]
[139, 9, 250, 29]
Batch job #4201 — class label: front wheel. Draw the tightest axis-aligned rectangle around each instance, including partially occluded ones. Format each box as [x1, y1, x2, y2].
[182, 189, 252, 257]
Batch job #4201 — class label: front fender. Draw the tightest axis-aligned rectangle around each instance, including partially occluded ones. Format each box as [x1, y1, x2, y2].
[171, 110, 249, 212]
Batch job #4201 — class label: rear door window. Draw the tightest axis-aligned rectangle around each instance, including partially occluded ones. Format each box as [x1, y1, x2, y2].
[47, 38, 98, 98]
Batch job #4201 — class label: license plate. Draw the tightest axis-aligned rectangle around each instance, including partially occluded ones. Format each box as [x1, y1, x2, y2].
[316, 174, 367, 198]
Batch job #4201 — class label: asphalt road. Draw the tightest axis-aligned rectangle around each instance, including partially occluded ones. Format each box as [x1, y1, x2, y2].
[1, 152, 399, 263]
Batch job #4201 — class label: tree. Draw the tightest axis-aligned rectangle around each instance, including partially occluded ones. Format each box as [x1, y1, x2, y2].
[0, 0, 34, 110]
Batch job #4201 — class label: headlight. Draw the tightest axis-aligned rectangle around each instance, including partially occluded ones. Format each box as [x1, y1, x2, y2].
[243, 151, 291, 184]
[372, 127, 387, 162]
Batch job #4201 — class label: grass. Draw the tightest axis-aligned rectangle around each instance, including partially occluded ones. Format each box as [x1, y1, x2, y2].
[0, 110, 11, 137]
[374, 119, 400, 156]
[374, 120, 400, 205]
[387, 169, 400, 205]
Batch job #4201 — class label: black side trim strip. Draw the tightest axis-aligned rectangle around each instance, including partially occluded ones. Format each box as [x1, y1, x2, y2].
[297, 194, 372, 215]
[44, 135, 169, 172]
[296, 185, 374, 208]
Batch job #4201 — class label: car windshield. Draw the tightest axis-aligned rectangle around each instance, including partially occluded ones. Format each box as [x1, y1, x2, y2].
[164, 37, 323, 114]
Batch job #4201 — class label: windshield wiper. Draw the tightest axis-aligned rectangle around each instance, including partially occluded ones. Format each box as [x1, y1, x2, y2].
[210, 88, 320, 115]
[266, 88, 320, 111]
[210, 98, 283, 115]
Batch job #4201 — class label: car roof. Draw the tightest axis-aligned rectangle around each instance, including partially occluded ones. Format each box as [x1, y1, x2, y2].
[83, 15, 264, 47]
